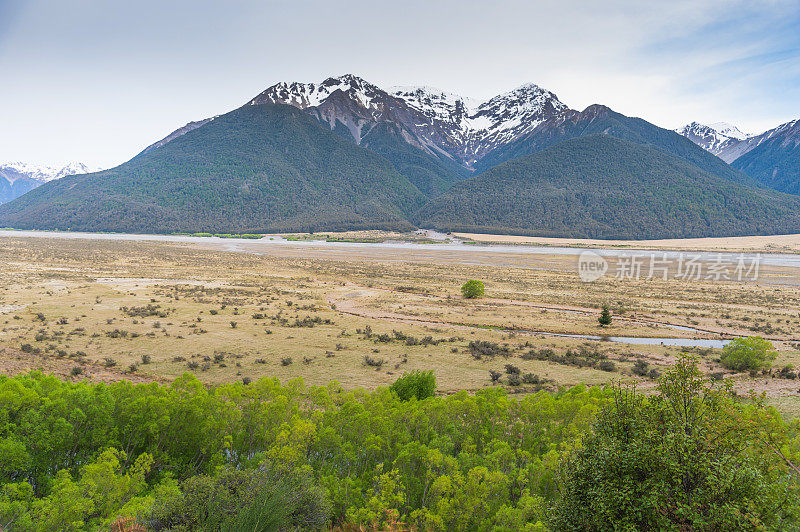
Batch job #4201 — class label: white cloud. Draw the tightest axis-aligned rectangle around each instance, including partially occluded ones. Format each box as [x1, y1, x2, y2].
[0, 0, 797, 166]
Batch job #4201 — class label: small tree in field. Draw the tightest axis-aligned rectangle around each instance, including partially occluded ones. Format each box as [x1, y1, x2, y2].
[461, 280, 485, 299]
[720, 336, 776, 372]
[598, 304, 612, 327]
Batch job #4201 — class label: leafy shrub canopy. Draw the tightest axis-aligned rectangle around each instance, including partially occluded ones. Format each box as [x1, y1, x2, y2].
[461, 279, 485, 299]
[720, 336, 777, 372]
[390, 370, 437, 401]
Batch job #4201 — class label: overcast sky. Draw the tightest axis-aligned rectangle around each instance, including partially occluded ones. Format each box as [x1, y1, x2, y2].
[1, 0, 799, 168]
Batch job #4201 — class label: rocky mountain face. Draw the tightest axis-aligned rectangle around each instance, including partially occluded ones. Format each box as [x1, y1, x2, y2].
[139, 117, 217, 156]
[678, 119, 800, 193]
[675, 122, 751, 162]
[246, 75, 567, 169]
[0, 162, 97, 204]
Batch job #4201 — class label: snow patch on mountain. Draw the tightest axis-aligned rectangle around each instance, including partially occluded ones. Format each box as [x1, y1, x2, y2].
[249, 74, 387, 111]
[0, 161, 100, 204]
[676, 122, 753, 162]
[679, 120, 799, 163]
[708, 122, 750, 141]
[0, 161, 98, 184]
[248, 75, 569, 167]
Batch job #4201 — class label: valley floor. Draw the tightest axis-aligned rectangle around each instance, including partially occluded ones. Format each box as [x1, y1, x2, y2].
[0, 232, 799, 418]
[454, 231, 800, 253]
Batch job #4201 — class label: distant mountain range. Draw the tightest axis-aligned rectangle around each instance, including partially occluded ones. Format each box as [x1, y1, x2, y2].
[677, 120, 800, 194]
[1, 75, 799, 238]
[0, 162, 98, 204]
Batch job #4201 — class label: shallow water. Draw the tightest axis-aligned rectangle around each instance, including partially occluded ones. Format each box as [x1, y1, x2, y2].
[528, 331, 730, 348]
[2, 229, 799, 268]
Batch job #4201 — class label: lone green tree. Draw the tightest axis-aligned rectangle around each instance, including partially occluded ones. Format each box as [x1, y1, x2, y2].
[720, 336, 777, 372]
[598, 304, 612, 326]
[461, 280, 485, 299]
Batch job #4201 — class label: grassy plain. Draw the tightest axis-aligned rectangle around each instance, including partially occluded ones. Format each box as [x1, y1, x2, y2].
[0, 234, 799, 416]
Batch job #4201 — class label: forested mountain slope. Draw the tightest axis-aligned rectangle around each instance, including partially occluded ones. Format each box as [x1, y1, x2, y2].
[416, 135, 800, 239]
[0, 104, 427, 233]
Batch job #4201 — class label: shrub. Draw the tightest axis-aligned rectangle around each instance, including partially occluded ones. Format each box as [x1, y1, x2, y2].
[469, 341, 512, 359]
[281, 357, 293, 366]
[597, 360, 617, 372]
[507, 373, 521, 386]
[632, 359, 649, 376]
[147, 467, 331, 531]
[720, 336, 777, 372]
[461, 280, 485, 299]
[390, 370, 436, 401]
[70, 366, 84, 377]
[522, 373, 540, 384]
[362, 355, 385, 368]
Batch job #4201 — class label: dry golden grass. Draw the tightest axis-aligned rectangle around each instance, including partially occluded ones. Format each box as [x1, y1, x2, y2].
[0, 234, 798, 416]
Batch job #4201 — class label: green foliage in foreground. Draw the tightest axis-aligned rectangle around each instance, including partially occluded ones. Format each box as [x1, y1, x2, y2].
[554, 357, 799, 530]
[461, 279, 485, 299]
[721, 336, 778, 372]
[0, 358, 798, 531]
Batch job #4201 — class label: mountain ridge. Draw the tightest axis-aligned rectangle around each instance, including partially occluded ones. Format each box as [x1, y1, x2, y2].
[3, 75, 799, 238]
[678, 119, 800, 193]
[416, 134, 800, 239]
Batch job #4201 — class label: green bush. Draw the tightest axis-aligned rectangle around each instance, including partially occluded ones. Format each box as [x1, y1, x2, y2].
[461, 279, 485, 299]
[720, 336, 777, 372]
[146, 467, 331, 531]
[390, 370, 436, 401]
[553, 355, 799, 530]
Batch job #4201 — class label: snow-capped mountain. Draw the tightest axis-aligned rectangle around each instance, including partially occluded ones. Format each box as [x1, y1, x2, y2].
[0, 161, 97, 183]
[707, 122, 750, 141]
[675, 122, 752, 162]
[391, 83, 567, 165]
[679, 119, 800, 165]
[0, 161, 98, 204]
[246, 75, 568, 168]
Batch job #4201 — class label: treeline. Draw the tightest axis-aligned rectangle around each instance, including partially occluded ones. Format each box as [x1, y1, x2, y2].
[1, 357, 799, 530]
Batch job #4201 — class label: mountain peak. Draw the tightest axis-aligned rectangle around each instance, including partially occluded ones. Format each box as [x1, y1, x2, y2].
[251, 75, 569, 167]
[707, 122, 750, 140]
[676, 121, 752, 160]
